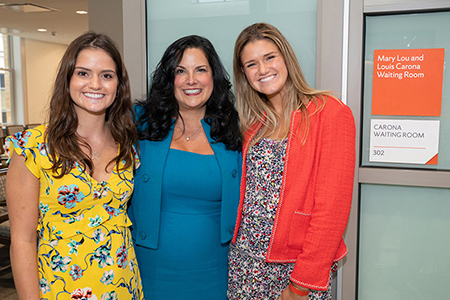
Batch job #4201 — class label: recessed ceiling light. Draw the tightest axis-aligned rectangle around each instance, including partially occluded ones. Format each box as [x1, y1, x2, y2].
[37, 28, 47, 32]
[76, 10, 88, 15]
[0, 3, 60, 13]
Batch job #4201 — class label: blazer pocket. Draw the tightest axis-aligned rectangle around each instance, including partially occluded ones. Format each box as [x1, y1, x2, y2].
[287, 211, 311, 250]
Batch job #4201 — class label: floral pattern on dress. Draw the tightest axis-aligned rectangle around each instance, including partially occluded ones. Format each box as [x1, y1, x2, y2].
[6, 125, 144, 300]
[57, 185, 85, 209]
[228, 138, 332, 300]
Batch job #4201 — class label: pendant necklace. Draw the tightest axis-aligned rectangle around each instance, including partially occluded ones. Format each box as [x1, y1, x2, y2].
[92, 150, 100, 160]
[179, 122, 202, 141]
[91, 131, 108, 160]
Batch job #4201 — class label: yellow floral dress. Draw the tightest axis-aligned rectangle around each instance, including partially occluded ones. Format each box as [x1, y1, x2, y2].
[6, 125, 144, 300]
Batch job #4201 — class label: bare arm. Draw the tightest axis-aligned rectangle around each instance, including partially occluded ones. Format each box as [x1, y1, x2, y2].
[6, 152, 40, 300]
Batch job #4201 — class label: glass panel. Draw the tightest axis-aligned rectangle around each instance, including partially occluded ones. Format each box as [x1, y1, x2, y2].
[0, 34, 12, 123]
[365, 0, 440, 5]
[361, 11, 450, 170]
[0, 71, 12, 123]
[0, 35, 4, 69]
[359, 183, 450, 300]
[0, 34, 9, 69]
[146, 0, 317, 89]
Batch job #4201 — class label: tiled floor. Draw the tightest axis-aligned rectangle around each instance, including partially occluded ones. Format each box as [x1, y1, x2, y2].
[0, 245, 18, 300]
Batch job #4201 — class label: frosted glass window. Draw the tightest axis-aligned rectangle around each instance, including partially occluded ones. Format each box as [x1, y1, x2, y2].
[361, 11, 450, 170]
[146, 0, 317, 89]
[365, 0, 437, 5]
[359, 183, 450, 300]
[0, 34, 12, 123]
[0, 33, 7, 68]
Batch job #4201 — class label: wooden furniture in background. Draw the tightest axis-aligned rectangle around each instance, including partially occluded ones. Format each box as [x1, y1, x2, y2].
[5, 125, 25, 136]
[25, 123, 41, 130]
[0, 128, 5, 155]
[0, 168, 9, 245]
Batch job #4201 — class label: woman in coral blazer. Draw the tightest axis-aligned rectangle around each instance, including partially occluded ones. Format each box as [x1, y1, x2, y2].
[227, 23, 356, 300]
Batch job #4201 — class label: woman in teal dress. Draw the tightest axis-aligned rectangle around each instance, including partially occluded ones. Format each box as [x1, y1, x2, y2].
[129, 35, 242, 299]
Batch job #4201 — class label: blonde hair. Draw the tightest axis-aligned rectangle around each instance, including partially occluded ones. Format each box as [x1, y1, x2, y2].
[233, 23, 335, 146]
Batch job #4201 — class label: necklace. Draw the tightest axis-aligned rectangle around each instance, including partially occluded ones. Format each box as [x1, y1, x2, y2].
[90, 131, 109, 160]
[179, 122, 202, 141]
[92, 150, 100, 160]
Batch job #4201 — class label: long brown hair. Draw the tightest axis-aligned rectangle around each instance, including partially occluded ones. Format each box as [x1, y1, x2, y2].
[45, 32, 138, 178]
[233, 23, 335, 146]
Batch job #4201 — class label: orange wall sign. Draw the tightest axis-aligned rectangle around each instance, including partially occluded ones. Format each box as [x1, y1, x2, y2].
[372, 48, 445, 116]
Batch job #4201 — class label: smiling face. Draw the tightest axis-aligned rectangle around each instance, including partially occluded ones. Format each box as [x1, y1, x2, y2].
[240, 38, 288, 105]
[173, 47, 213, 114]
[69, 48, 118, 118]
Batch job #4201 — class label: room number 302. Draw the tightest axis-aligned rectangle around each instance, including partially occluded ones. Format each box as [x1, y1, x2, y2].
[372, 149, 385, 156]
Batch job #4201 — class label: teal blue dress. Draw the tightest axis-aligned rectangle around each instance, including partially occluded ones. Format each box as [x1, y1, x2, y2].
[134, 149, 229, 299]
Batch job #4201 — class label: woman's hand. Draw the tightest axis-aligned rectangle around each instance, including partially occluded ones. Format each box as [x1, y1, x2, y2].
[277, 283, 309, 300]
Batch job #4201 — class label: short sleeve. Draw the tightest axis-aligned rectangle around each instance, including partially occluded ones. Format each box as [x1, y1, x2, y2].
[5, 125, 47, 178]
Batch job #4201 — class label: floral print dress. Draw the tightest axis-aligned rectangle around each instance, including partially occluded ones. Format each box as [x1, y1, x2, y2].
[228, 138, 332, 300]
[6, 125, 144, 300]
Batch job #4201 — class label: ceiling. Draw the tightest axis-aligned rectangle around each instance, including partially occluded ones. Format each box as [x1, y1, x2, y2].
[0, 0, 89, 45]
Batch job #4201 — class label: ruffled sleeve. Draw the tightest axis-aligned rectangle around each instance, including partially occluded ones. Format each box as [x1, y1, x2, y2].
[5, 125, 47, 178]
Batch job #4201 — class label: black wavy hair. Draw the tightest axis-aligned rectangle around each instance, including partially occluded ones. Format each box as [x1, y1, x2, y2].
[135, 35, 241, 151]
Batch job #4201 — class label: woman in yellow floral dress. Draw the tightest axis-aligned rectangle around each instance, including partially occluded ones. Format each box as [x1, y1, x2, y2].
[6, 32, 144, 300]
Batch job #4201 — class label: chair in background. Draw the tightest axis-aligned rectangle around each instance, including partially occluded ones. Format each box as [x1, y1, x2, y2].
[25, 123, 41, 130]
[5, 125, 25, 136]
[0, 128, 5, 155]
[0, 168, 10, 246]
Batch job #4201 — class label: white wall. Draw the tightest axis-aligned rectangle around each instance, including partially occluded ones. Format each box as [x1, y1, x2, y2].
[88, 0, 147, 102]
[23, 39, 67, 124]
[88, 0, 123, 54]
